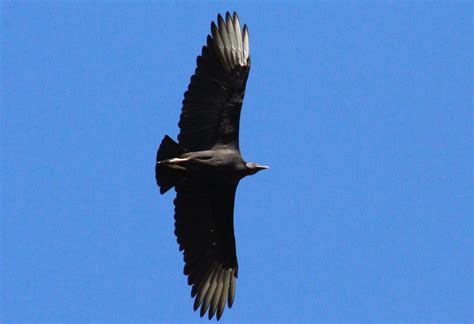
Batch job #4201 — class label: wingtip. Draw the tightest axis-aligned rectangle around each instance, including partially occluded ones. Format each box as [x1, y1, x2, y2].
[242, 24, 250, 63]
[233, 12, 240, 26]
[225, 12, 233, 30]
[191, 263, 236, 320]
[217, 13, 224, 25]
[228, 269, 236, 308]
[225, 11, 232, 22]
[211, 20, 218, 32]
[193, 298, 201, 311]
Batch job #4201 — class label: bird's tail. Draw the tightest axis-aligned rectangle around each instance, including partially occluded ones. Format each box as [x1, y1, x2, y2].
[155, 135, 186, 194]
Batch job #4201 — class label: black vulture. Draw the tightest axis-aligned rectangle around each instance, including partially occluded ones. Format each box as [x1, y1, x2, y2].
[155, 12, 268, 320]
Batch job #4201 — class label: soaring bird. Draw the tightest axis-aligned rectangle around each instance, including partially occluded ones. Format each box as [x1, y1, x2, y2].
[155, 12, 268, 320]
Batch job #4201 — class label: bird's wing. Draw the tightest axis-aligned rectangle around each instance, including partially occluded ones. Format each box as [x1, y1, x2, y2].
[178, 12, 251, 152]
[174, 179, 239, 320]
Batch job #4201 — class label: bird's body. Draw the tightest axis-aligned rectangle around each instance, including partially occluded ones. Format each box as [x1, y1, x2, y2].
[160, 148, 261, 182]
[155, 12, 267, 320]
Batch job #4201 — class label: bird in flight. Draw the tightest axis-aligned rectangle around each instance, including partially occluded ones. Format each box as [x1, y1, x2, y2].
[155, 11, 268, 320]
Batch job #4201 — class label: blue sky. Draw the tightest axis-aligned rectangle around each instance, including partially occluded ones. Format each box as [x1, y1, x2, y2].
[1, 2, 472, 322]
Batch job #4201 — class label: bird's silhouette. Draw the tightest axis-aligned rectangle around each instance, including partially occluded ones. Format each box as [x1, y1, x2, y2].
[156, 12, 267, 320]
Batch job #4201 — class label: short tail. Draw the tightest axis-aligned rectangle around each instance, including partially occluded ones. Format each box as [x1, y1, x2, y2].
[155, 135, 186, 194]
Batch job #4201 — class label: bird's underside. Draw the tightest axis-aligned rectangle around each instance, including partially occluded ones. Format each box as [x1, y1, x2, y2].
[155, 12, 266, 320]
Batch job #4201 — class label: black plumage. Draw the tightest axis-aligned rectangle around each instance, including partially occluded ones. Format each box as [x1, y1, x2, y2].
[155, 12, 268, 320]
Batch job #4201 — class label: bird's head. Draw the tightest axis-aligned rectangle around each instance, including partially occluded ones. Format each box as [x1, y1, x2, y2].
[245, 162, 269, 175]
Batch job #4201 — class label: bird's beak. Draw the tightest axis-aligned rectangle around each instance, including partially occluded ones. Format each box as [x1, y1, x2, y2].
[256, 165, 269, 170]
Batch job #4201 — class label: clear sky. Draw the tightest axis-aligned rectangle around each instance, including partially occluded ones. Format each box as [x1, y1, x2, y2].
[1, 2, 472, 323]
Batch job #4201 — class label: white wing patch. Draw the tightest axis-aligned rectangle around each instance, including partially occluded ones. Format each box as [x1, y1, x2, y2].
[211, 12, 250, 72]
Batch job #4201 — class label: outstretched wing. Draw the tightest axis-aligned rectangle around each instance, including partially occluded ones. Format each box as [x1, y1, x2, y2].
[174, 180, 239, 320]
[178, 12, 251, 152]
